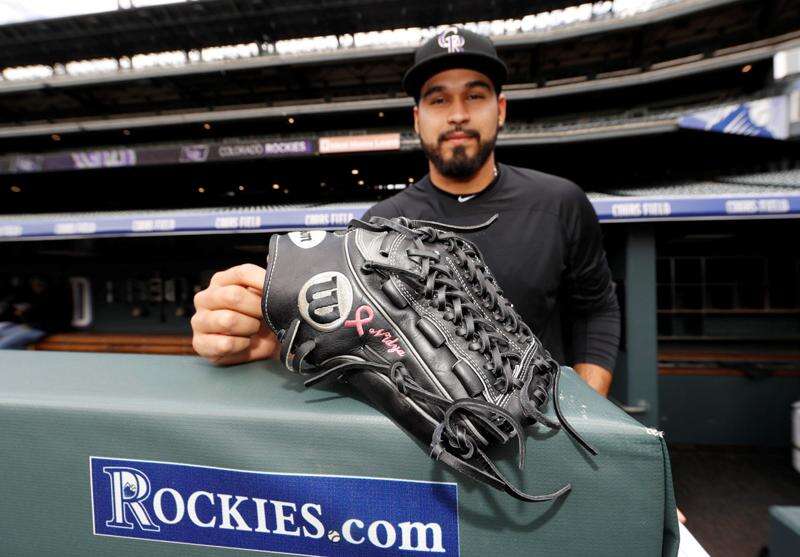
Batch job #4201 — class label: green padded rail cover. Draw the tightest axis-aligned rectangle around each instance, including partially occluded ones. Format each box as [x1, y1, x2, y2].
[770, 506, 800, 557]
[0, 350, 679, 556]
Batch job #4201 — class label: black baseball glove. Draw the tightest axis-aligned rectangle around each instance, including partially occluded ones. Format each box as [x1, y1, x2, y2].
[261, 215, 596, 502]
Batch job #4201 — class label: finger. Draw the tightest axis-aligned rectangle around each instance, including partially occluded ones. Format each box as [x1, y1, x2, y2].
[192, 333, 251, 361]
[194, 285, 263, 319]
[209, 331, 278, 366]
[209, 264, 266, 291]
[191, 309, 261, 336]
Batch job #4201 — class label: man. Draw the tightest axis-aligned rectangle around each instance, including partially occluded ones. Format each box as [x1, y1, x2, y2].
[191, 27, 620, 397]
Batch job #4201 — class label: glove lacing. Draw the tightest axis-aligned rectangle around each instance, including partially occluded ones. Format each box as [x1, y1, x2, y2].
[278, 215, 596, 502]
[354, 216, 596, 452]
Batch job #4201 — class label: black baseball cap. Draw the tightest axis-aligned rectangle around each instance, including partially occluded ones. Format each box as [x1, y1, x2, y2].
[402, 27, 508, 103]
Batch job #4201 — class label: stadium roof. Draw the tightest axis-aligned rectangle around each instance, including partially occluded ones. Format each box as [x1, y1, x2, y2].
[0, 23, 791, 141]
[0, 0, 746, 84]
[0, 0, 664, 68]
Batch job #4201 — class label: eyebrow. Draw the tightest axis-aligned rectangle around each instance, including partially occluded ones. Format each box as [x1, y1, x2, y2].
[421, 79, 493, 101]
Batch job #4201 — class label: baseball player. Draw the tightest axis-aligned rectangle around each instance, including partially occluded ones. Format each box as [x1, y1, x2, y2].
[192, 27, 688, 523]
[191, 28, 619, 398]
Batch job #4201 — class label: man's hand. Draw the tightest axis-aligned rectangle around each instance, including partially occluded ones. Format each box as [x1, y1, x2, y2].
[191, 264, 279, 365]
[573, 362, 612, 397]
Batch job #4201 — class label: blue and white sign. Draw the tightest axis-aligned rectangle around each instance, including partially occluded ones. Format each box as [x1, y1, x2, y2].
[3, 194, 800, 242]
[678, 96, 789, 139]
[0, 207, 368, 240]
[90, 457, 460, 556]
[592, 193, 800, 222]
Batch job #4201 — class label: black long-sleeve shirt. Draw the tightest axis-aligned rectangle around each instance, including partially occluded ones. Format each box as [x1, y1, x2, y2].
[361, 162, 621, 371]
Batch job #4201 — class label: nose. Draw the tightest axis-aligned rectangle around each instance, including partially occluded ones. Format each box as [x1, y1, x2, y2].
[447, 97, 469, 126]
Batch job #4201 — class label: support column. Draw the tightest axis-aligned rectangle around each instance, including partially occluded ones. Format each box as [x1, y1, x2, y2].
[623, 225, 659, 427]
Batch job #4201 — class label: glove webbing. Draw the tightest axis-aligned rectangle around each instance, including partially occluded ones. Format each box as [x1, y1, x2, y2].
[364, 256, 524, 393]
[280, 321, 578, 502]
[354, 215, 529, 340]
[355, 217, 529, 391]
[353, 215, 597, 455]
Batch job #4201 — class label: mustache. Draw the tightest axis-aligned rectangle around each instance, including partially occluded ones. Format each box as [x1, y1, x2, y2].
[438, 128, 480, 144]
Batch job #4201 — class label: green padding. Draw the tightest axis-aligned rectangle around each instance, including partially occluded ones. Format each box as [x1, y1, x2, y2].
[770, 506, 800, 557]
[0, 350, 678, 556]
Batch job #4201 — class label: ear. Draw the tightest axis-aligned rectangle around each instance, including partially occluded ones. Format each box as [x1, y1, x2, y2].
[413, 105, 420, 135]
[497, 92, 507, 129]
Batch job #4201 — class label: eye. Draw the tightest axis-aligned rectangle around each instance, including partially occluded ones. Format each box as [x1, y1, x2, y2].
[430, 97, 445, 105]
[467, 93, 485, 100]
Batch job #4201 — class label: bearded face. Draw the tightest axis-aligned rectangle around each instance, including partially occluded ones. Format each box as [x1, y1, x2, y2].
[420, 124, 498, 180]
[414, 68, 505, 181]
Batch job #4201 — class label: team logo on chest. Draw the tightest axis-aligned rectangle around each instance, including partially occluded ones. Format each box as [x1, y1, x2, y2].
[298, 272, 353, 331]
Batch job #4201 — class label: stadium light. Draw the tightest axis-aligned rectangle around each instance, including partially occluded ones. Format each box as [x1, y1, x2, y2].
[276, 35, 339, 55]
[131, 51, 186, 70]
[51, 134, 61, 141]
[127, 1, 188, 8]
[741, 64, 752, 73]
[2, 65, 53, 80]
[0, 1, 192, 26]
[774, 47, 800, 80]
[10, 185, 21, 193]
[201, 43, 259, 63]
[0, 1, 114, 25]
[272, 184, 280, 190]
[351, 169, 359, 175]
[66, 58, 118, 76]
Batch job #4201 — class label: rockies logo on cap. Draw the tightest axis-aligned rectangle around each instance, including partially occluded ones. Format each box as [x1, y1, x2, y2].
[437, 27, 465, 53]
[402, 27, 508, 101]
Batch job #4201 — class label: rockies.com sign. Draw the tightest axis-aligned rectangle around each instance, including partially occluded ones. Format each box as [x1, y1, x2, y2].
[90, 457, 460, 556]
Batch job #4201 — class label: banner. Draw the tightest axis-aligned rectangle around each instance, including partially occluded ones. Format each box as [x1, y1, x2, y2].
[3, 195, 800, 241]
[592, 193, 797, 221]
[678, 96, 789, 140]
[0, 139, 316, 174]
[215, 139, 313, 159]
[318, 133, 401, 154]
[70, 148, 137, 169]
[90, 456, 459, 557]
[0, 206, 369, 239]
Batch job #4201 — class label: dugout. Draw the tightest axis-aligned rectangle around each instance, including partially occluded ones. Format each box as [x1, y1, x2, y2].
[2, 173, 799, 447]
[1, 127, 799, 448]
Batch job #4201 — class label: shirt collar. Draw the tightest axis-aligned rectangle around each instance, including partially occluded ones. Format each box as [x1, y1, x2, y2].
[426, 164, 503, 203]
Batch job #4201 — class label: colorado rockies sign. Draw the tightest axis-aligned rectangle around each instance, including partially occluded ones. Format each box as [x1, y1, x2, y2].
[90, 457, 460, 556]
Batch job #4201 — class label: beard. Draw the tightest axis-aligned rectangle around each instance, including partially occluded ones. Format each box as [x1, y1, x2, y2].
[420, 126, 498, 181]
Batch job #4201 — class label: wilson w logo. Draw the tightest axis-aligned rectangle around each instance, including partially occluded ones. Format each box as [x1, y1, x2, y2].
[306, 277, 341, 324]
[298, 271, 354, 331]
